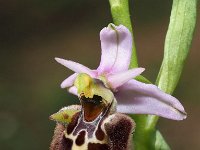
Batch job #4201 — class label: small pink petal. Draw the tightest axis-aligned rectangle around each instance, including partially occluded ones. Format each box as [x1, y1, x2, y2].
[115, 80, 186, 120]
[68, 86, 78, 96]
[97, 24, 132, 75]
[107, 68, 145, 89]
[55, 57, 95, 76]
[60, 73, 77, 88]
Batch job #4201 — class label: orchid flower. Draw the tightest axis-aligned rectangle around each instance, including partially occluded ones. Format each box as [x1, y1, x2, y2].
[55, 24, 186, 121]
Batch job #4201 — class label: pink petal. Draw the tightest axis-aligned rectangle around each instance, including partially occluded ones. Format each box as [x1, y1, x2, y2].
[68, 86, 78, 96]
[60, 73, 77, 88]
[107, 68, 145, 89]
[115, 80, 186, 120]
[97, 24, 132, 75]
[55, 57, 95, 77]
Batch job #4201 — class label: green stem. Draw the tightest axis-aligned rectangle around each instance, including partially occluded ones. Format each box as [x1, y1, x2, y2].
[145, 115, 159, 130]
[109, 0, 138, 68]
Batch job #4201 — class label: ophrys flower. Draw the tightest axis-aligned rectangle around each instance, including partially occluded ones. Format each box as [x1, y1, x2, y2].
[55, 24, 186, 120]
[50, 24, 187, 150]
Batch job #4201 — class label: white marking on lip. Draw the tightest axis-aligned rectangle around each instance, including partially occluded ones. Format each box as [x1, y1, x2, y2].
[64, 129, 108, 150]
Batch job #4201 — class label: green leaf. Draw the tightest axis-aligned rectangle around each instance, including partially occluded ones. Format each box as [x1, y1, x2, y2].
[153, 0, 197, 148]
[156, 0, 198, 94]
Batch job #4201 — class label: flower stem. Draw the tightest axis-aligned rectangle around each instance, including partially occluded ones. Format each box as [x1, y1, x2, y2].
[109, 0, 138, 68]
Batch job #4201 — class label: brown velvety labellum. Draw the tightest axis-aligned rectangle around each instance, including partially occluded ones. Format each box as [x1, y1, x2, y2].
[75, 130, 86, 146]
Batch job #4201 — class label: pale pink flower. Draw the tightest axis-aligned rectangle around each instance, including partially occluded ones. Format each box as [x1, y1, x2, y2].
[55, 24, 186, 120]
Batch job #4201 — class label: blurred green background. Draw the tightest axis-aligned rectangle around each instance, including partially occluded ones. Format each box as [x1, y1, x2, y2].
[0, 0, 199, 149]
